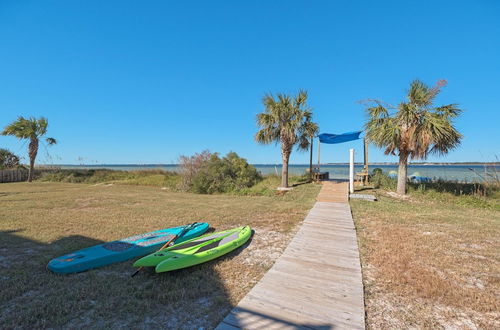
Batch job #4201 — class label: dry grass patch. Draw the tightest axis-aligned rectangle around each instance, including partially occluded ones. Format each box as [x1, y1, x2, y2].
[351, 190, 500, 329]
[0, 182, 320, 328]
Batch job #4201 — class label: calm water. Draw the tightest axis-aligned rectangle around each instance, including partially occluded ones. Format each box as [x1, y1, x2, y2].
[54, 164, 499, 182]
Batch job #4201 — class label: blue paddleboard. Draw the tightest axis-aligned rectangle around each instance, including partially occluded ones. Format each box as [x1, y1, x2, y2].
[48, 222, 209, 274]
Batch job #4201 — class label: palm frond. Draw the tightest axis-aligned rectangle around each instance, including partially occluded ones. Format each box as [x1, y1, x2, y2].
[366, 79, 462, 161]
[367, 105, 389, 119]
[434, 103, 462, 118]
[2, 116, 56, 143]
[255, 90, 318, 154]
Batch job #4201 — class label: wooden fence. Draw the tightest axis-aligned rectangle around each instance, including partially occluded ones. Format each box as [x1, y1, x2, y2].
[0, 169, 29, 183]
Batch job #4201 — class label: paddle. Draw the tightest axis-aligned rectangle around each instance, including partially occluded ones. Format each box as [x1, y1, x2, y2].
[131, 222, 198, 277]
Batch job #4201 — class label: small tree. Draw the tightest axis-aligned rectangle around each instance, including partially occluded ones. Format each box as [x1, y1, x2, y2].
[365, 80, 462, 195]
[1, 116, 57, 182]
[0, 148, 20, 169]
[255, 90, 318, 188]
[178, 150, 213, 191]
[178, 151, 261, 194]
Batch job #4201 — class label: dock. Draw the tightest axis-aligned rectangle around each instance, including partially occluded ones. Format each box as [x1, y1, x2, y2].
[217, 181, 365, 329]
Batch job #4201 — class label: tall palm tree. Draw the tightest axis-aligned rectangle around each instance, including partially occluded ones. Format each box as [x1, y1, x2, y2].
[1, 116, 57, 182]
[365, 79, 462, 195]
[255, 90, 319, 188]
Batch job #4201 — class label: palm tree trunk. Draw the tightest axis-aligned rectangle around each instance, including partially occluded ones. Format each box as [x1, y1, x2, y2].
[28, 138, 38, 182]
[281, 148, 291, 188]
[396, 153, 408, 195]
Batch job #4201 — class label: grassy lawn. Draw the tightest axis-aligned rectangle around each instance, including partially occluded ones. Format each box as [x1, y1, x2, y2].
[0, 181, 320, 328]
[351, 189, 500, 329]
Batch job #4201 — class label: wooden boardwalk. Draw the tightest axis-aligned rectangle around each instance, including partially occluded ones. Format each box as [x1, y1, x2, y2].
[217, 181, 365, 330]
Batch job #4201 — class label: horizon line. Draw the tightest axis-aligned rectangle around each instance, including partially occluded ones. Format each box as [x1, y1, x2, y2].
[37, 162, 500, 166]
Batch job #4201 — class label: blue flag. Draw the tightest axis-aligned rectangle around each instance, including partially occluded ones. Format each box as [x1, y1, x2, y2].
[318, 131, 362, 144]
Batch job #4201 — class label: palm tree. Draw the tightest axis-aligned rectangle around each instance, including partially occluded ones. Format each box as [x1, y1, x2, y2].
[255, 90, 319, 188]
[365, 79, 462, 195]
[1, 116, 57, 182]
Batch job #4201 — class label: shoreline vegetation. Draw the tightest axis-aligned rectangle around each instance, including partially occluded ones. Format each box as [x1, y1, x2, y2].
[36, 168, 311, 196]
[32, 168, 499, 198]
[35, 161, 500, 167]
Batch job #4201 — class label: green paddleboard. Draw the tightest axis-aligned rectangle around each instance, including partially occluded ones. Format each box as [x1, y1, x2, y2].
[133, 226, 252, 273]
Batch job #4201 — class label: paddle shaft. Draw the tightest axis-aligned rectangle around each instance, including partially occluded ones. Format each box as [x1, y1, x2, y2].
[131, 222, 198, 277]
[157, 222, 197, 251]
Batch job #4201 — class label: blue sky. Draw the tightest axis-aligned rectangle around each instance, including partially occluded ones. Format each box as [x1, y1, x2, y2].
[1, 0, 499, 165]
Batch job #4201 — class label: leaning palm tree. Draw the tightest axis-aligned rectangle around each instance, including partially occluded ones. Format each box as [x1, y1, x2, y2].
[365, 79, 462, 195]
[255, 90, 319, 188]
[1, 116, 57, 182]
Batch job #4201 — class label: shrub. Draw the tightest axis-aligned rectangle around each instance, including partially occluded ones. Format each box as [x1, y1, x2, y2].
[179, 151, 262, 194]
[178, 150, 213, 191]
[0, 148, 20, 169]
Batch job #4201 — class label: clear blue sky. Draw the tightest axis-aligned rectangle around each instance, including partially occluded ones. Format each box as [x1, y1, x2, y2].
[1, 0, 499, 165]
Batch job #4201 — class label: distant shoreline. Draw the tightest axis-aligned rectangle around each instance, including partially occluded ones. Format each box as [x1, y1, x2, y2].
[39, 162, 500, 167]
[32, 163, 498, 182]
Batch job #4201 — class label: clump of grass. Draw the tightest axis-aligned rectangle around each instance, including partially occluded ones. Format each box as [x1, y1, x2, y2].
[235, 174, 311, 196]
[408, 185, 499, 210]
[38, 169, 181, 190]
[370, 168, 397, 190]
[408, 179, 497, 197]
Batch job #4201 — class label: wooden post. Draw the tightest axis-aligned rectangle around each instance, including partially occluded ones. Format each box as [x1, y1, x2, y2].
[309, 137, 313, 182]
[317, 138, 321, 173]
[349, 148, 354, 194]
[364, 137, 369, 185]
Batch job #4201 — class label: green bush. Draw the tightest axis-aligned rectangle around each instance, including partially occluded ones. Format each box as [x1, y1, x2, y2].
[180, 151, 262, 194]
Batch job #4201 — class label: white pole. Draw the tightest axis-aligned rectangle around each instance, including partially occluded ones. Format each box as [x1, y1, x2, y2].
[349, 148, 354, 194]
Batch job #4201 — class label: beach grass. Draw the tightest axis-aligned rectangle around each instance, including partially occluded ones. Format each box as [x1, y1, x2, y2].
[37, 169, 312, 197]
[37, 169, 182, 189]
[350, 187, 500, 329]
[0, 181, 320, 328]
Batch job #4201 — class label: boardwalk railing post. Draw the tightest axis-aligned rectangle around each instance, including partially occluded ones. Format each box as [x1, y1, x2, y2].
[349, 148, 354, 194]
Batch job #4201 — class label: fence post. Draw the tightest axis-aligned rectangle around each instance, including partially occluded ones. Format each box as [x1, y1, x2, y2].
[349, 149, 354, 194]
[0, 169, 29, 183]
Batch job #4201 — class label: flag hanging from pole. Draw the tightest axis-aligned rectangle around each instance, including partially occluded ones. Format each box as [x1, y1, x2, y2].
[318, 131, 362, 144]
